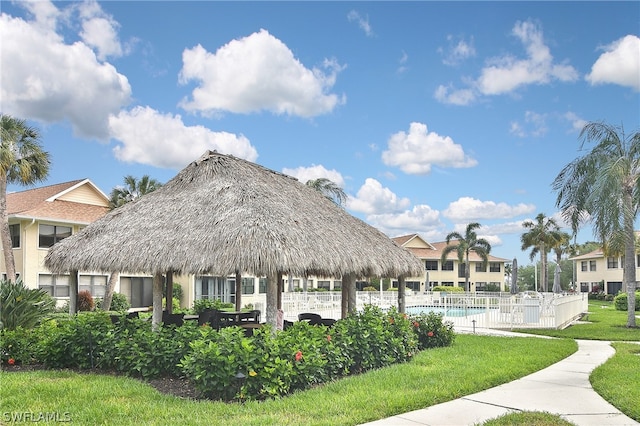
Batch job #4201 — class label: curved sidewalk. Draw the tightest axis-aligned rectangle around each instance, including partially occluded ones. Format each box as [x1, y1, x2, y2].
[362, 336, 639, 426]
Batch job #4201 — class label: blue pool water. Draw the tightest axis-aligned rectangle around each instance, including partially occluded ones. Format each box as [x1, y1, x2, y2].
[406, 305, 487, 317]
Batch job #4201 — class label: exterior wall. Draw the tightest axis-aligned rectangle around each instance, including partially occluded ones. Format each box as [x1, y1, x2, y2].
[574, 254, 638, 295]
[405, 261, 505, 293]
[56, 184, 106, 206]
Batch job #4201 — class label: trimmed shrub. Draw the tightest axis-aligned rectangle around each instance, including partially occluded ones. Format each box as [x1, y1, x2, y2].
[95, 292, 130, 312]
[433, 285, 464, 293]
[613, 291, 640, 311]
[410, 311, 456, 350]
[193, 298, 233, 314]
[77, 290, 95, 311]
[0, 320, 57, 365]
[0, 279, 55, 330]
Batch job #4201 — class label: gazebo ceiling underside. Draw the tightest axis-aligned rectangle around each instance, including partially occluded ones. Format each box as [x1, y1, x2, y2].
[45, 151, 423, 279]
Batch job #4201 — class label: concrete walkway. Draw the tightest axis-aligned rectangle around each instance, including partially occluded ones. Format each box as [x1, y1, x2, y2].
[362, 330, 639, 426]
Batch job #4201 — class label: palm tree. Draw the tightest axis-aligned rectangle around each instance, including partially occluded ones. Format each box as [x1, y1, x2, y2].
[101, 175, 163, 311]
[306, 178, 347, 207]
[440, 222, 491, 292]
[520, 213, 563, 292]
[0, 115, 50, 282]
[553, 121, 640, 328]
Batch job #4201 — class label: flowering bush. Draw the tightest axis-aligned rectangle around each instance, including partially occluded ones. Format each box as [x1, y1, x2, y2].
[410, 311, 455, 349]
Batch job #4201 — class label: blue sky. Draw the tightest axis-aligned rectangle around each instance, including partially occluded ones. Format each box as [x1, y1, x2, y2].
[2, 1, 639, 263]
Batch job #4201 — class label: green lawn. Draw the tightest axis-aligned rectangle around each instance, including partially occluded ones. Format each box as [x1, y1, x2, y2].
[0, 334, 576, 426]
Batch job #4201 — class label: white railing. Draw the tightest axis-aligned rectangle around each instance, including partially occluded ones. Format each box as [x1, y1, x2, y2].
[237, 291, 589, 330]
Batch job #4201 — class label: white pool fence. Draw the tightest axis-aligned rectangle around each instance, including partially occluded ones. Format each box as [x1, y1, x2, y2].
[244, 291, 589, 330]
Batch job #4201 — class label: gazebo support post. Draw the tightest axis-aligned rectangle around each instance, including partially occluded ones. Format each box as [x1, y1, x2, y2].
[166, 271, 173, 314]
[277, 272, 283, 311]
[68, 270, 78, 314]
[347, 273, 357, 315]
[341, 273, 356, 318]
[235, 271, 242, 312]
[152, 272, 164, 330]
[398, 276, 406, 314]
[266, 272, 278, 329]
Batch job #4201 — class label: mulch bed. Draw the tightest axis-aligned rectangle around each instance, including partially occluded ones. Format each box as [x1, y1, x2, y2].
[2, 364, 201, 400]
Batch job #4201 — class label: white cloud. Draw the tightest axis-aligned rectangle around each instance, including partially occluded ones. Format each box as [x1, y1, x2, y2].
[178, 29, 345, 117]
[435, 20, 578, 105]
[381, 122, 477, 175]
[76, 0, 125, 60]
[434, 85, 477, 105]
[441, 35, 476, 66]
[0, 3, 131, 139]
[477, 21, 578, 95]
[586, 35, 640, 91]
[109, 106, 258, 169]
[281, 165, 345, 187]
[563, 111, 588, 133]
[509, 111, 548, 138]
[347, 178, 411, 215]
[366, 205, 443, 237]
[443, 197, 536, 221]
[347, 10, 373, 37]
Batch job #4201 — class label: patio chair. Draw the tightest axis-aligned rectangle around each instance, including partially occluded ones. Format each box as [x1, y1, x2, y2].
[162, 312, 185, 327]
[298, 312, 322, 325]
[197, 309, 217, 326]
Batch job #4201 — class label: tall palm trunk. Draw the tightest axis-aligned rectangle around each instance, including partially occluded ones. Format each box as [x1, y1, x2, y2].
[623, 189, 637, 327]
[540, 244, 547, 292]
[0, 175, 16, 282]
[101, 272, 119, 311]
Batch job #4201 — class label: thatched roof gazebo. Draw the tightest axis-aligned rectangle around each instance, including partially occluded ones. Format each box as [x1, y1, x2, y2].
[45, 151, 423, 327]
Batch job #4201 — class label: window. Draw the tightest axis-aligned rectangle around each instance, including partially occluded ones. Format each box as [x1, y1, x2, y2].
[425, 260, 438, 271]
[258, 278, 267, 294]
[79, 275, 107, 298]
[241, 277, 255, 294]
[9, 224, 20, 248]
[39, 274, 70, 297]
[589, 260, 596, 271]
[581, 261, 588, 272]
[441, 282, 454, 287]
[607, 257, 618, 269]
[121, 276, 153, 308]
[489, 262, 501, 273]
[442, 261, 454, 271]
[475, 263, 487, 272]
[637, 254, 640, 268]
[39, 224, 71, 248]
[406, 281, 420, 291]
[317, 280, 330, 290]
[333, 280, 342, 291]
[458, 263, 466, 278]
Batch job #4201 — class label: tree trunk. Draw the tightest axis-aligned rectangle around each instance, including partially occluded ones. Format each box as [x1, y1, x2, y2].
[398, 276, 406, 314]
[347, 274, 357, 315]
[235, 271, 242, 312]
[69, 270, 78, 314]
[101, 272, 119, 311]
[166, 271, 173, 314]
[341, 279, 348, 319]
[266, 272, 278, 329]
[623, 189, 637, 328]
[0, 176, 16, 282]
[540, 245, 548, 292]
[152, 272, 163, 330]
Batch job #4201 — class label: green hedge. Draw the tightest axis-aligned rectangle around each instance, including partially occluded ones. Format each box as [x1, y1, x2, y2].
[613, 291, 640, 311]
[1, 306, 455, 401]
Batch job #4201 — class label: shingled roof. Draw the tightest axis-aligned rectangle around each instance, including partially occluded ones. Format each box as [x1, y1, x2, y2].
[7, 179, 109, 224]
[393, 233, 509, 263]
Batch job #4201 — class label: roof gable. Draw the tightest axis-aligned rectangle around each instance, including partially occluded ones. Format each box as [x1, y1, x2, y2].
[393, 234, 436, 250]
[7, 179, 109, 224]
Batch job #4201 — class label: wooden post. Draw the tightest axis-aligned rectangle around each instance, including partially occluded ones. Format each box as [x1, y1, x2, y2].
[277, 272, 283, 311]
[266, 272, 278, 329]
[235, 271, 242, 311]
[341, 280, 348, 319]
[152, 272, 163, 330]
[346, 273, 357, 315]
[398, 276, 406, 314]
[166, 271, 173, 314]
[68, 270, 78, 314]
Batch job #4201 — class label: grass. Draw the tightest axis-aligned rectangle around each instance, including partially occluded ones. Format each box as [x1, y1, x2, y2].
[481, 411, 576, 426]
[0, 334, 576, 426]
[512, 300, 640, 341]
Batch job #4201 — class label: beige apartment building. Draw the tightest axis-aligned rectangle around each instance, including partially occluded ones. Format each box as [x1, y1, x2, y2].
[392, 234, 508, 292]
[571, 247, 640, 295]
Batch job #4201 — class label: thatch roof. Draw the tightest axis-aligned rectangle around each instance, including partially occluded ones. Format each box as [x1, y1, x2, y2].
[45, 151, 423, 279]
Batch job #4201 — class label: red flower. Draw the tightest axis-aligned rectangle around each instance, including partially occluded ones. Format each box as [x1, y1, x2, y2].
[413, 322, 420, 328]
[427, 331, 434, 337]
[7, 358, 15, 365]
[295, 350, 303, 362]
[326, 335, 332, 342]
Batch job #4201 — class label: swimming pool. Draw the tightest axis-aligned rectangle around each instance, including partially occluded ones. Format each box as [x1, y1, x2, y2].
[406, 305, 488, 317]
